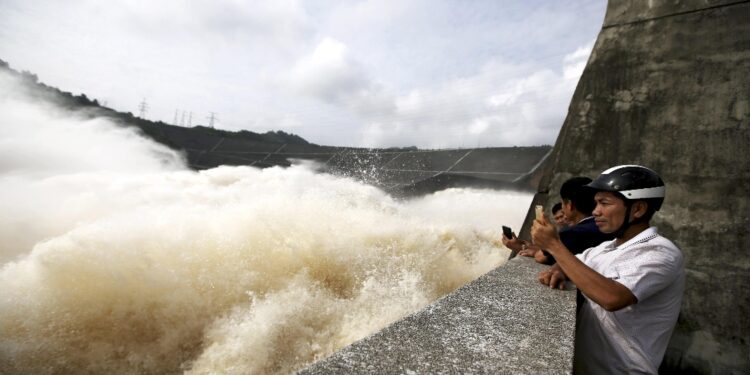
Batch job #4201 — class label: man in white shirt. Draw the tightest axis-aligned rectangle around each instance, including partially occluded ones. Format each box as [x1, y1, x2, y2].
[531, 165, 685, 374]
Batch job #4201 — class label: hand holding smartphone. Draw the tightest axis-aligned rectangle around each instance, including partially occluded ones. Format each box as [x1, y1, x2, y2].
[535, 205, 544, 220]
[502, 225, 514, 239]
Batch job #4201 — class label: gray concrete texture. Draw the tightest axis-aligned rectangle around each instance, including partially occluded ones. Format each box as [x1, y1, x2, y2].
[298, 257, 576, 375]
[519, 1, 750, 373]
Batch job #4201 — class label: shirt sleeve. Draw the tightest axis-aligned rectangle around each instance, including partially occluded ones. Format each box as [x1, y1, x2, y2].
[612, 246, 683, 302]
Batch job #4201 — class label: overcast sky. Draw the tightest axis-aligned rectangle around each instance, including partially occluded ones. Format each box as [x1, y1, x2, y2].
[0, 0, 606, 148]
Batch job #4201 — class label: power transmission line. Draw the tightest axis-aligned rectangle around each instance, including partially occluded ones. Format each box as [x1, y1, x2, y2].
[207, 112, 218, 128]
[138, 98, 149, 118]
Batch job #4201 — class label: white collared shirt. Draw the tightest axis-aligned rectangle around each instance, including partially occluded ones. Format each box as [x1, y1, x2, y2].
[574, 227, 685, 374]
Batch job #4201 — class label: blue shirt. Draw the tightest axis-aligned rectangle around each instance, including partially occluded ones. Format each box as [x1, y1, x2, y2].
[544, 216, 614, 264]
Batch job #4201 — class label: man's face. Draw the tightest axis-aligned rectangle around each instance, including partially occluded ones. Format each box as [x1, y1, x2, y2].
[553, 210, 566, 227]
[592, 191, 627, 233]
[561, 199, 574, 221]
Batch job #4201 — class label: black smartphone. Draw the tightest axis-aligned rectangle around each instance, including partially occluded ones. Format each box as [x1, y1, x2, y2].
[502, 225, 514, 239]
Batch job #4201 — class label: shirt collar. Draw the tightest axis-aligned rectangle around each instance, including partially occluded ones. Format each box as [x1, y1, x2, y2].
[605, 226, 659, 250]
[578, 216, 594, 225]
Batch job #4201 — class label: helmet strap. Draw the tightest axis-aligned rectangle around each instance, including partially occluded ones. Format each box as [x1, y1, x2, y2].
[613, 202, 633, 238]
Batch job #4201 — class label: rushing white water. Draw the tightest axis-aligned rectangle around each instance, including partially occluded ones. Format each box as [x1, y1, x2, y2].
[0, 70, 532, 374]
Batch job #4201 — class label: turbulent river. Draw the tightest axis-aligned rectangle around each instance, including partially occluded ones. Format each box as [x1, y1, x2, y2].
[0, 71, 531, 374]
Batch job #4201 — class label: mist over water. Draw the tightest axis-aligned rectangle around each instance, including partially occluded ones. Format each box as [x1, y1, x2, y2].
[0, 70, 532, 374]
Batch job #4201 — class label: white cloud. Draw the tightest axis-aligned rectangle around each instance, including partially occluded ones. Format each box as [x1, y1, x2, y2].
[563, 43, 594, 80]
[281, 37, 397, 135]
[286, 38, 370, 103]
[359, 42, 595, 148]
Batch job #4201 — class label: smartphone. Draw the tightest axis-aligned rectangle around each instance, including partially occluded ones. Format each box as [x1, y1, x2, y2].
[502, 225, 514, 239]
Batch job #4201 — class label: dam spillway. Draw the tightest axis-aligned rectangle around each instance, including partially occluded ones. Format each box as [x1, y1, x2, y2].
[143, 121, 552, 194]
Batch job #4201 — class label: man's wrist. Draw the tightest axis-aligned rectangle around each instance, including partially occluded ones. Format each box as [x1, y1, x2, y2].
[545, 240, 567, 257]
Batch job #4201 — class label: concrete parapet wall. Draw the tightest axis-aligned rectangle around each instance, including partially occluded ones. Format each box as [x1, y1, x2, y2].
[299, 257, 576, 374]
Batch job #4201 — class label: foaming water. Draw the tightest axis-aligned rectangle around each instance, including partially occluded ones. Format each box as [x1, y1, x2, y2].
[0, 69, 532, 374]
[0, 166, 531, 374]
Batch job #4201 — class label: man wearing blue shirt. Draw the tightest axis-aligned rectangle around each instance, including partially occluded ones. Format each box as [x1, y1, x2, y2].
[504, 177, 613, 262]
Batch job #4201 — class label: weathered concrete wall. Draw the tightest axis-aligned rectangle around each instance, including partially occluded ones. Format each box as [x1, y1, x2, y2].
[520, 1, 750, 373]
[299, 257, 576, 374]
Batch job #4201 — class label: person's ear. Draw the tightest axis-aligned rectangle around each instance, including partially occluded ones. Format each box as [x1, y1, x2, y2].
[632, 201, 648, 219]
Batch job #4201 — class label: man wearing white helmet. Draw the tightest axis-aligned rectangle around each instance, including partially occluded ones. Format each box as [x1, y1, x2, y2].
[531, 165, 685, 374]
